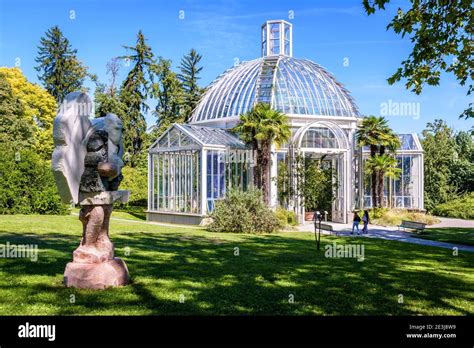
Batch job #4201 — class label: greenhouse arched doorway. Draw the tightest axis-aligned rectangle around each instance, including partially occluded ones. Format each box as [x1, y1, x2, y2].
[290, 121, 351, 223]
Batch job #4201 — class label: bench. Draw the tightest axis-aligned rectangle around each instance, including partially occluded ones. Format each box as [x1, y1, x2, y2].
[398, 220, 426, 234]
[314, 222, 336, 236]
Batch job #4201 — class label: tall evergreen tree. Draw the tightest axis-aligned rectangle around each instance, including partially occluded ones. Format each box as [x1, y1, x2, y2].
[119, 30, 155, 167]
[151, 58, 185, 137]
[94, 83, 127, 119]
[35, 26, 89, 103]
[178, 49, 203, 121]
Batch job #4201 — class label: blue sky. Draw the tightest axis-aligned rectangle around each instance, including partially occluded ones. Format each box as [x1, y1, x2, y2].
[0, 0, 472, 134]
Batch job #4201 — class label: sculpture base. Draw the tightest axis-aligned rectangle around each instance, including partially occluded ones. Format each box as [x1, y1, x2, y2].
[64, 258, 130, 290]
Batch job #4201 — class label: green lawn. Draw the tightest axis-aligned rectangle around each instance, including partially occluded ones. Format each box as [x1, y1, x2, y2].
[0, 213, 472, 315]
[415, 227, 474, 246]
[71, 206, 147, 221]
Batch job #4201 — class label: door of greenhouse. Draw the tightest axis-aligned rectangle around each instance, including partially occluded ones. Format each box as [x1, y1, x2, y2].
[331, 153, 345, 223]
[302, 152, 344, 223]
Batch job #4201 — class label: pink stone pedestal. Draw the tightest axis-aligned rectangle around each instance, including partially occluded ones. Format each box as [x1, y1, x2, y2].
[64, 257, 130, 290]
[63, 192, 131, 290]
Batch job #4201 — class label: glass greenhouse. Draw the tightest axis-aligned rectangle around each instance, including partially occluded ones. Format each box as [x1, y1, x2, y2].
[362, 134, 424, 209]
[148, 124, 253, 224]
[147, 20, 424, 224]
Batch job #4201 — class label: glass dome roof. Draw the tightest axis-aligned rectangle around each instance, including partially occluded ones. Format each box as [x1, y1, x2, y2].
[190, 55, 360, 123]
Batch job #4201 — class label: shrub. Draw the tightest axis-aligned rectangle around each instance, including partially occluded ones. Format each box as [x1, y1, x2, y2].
[275, 207, 298, 227]
[369, 207, 389, 220]
[370, 208, 440, 226]
[0, 146, 68, 215]
[118, 166, 148, 206]
[208, 189, 283, 233]
[432, 193, 474, 220]
[31, 185, 68, 215]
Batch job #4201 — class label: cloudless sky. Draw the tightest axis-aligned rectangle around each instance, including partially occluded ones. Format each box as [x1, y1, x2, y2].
[0, 0, 472, 134]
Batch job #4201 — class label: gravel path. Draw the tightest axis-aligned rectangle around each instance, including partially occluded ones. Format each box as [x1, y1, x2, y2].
[296, 221, 474, 253]
[429, 217, 474, 229]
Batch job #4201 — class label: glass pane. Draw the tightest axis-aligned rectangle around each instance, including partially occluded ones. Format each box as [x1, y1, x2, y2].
[168, 129, 180, 147]
[395, 197, 403, 207]
[269, 23, 280, 55]
[301, 127, 337, 148]
[403, 176, 411, 196]
[179, 134, 193, 146]
[212, 152, 219, 198]
[399, 134, 416, 150]
[270, 39, 280, 55]
[404, 197, 412, 208]
[207, 152, 212, 198]
[403, 156, 411, 176]
[219, 168, 225, 197]
[364, 196, 372, 208]
[270, 23, 280, 39]
[394, 178, 402, 195]
[158, 133, 169, 147]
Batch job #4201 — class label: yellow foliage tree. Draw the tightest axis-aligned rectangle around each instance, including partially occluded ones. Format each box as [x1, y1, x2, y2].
[0, 67, 57, 159]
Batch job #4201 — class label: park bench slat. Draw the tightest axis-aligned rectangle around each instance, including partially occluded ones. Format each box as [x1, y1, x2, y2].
[314, 222, 336, 235]
[398, 220, 426, 234]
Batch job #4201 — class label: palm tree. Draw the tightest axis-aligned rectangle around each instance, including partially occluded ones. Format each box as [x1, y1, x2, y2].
[378, 128, 401, 156]
[365, 154, 401, 207]
[233, 103, 291, 204]
[356, 116, 401, 208]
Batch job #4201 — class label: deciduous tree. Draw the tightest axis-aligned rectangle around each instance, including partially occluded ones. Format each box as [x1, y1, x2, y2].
[363, 0, 473, 120]
[0, 72, 34, 150]
[421, 119, 457, 210]
[0, 67, 57, 158]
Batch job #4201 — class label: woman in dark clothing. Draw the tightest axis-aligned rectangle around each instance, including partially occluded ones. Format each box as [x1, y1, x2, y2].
[351, 211, 361, 235]
[362, 210, 370, 234]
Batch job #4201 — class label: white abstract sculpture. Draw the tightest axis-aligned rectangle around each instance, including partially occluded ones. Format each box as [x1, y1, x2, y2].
[52, 92, 92, 204]
[51, 92, 130, 290]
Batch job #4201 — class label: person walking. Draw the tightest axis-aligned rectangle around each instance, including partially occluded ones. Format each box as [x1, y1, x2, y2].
[351, 211, 361, 235]
[362, 210, 370, 234]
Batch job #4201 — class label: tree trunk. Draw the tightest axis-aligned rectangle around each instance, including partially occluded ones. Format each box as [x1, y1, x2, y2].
[377, 171, 385, 208]
[254, 151, 261, 188]
[370, 145, 377, 209]
[260, 141, 271, 205]
[253, 139, 261, 189]
[371, 171, 377, 208]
